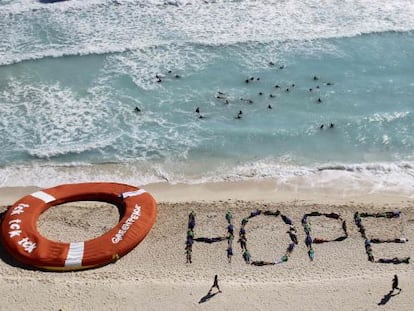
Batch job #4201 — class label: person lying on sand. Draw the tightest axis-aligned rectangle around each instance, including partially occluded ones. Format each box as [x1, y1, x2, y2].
[194, 237, 226, 243]
[251, 261, 275, 266]
[275, 255, 288, 264]
[377, 257, 410, 264]
[243, 249, 251, 264]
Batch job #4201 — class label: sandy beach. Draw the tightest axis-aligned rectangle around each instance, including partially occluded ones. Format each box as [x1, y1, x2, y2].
[0, 181, 413, 311]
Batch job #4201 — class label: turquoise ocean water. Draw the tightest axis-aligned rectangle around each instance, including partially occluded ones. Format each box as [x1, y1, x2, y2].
[0, 0, 414, 195]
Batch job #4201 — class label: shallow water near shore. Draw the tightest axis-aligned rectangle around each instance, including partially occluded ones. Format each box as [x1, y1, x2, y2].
[0, 0, 413, 194]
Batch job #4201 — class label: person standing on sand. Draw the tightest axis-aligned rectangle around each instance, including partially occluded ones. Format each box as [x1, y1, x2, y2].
[208, 274, 222, 294]
[392, 274, 401, 293]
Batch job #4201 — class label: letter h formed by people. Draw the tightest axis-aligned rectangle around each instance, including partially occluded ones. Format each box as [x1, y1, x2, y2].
[185, 211, 228, 263]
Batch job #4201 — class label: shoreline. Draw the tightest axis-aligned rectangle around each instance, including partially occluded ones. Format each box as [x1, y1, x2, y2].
[0, 180, 412, 206]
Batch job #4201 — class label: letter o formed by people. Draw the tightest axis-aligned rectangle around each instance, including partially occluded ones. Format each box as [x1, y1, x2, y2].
[1, 183, 157, 271]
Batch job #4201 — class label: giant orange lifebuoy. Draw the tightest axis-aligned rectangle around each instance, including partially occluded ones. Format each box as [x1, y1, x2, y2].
[0, 182, 157, 271]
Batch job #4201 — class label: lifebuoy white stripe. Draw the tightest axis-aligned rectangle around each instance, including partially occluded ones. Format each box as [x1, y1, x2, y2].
[31, 191, 56, 203]
[120, 189, 146, 199]
[64, 242, 85, 267]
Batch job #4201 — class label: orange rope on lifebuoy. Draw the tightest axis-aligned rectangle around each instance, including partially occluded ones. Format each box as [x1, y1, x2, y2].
[0, 183, 157, 271]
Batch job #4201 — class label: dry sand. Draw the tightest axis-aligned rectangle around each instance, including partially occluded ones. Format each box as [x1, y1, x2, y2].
[0, 181, 413, 311]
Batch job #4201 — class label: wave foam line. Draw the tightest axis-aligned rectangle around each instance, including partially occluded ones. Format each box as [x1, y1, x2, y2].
[0, 160, 413, 198]
[2, 29, 414, 68]
[1, 0, 414, 66]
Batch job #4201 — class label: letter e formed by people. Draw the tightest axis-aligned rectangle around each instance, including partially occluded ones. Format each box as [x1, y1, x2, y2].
[356, 211, 410, 264]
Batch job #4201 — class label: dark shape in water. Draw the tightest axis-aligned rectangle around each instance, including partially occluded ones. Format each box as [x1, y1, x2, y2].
[39, 0, 68, 3]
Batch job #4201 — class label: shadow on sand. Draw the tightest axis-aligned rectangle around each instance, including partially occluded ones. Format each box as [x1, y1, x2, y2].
[378, 289, 401, 306]
[198, 292, 219, 304]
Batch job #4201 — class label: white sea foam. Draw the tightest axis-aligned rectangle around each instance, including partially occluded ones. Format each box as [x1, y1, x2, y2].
[1, 0, 414, 66]
[0, 79, 117, 159]
[103, 43, 216, 90]
[0, 76, 203, 162]
[0, 160, 413, 198]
